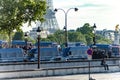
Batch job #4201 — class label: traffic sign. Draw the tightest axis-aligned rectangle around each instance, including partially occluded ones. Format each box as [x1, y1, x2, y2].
[87, 48, 93, 55]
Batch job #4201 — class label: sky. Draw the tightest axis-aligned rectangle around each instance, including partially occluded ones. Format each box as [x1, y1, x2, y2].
[53, 0, 120, 30]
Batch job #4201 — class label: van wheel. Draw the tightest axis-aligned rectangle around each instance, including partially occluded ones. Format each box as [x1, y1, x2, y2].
[24, 59, 28, 62]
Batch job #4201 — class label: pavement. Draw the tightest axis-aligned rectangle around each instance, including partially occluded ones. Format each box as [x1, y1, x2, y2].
[7, 72, 120, 80]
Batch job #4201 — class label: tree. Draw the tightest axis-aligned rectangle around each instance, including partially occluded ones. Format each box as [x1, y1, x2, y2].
[0, 0, 47, 47]
[76, 23, 93, 45]
[76, 23, 93, 34]
[96, 34, 112, 44]
[53, 30, 65, 44]
[13, 31, 24, 40]
[0, 33, 8, 41]
[85, 34, 93, 45]
[77, 23, 112, 45]
[68, 31, 86, 44]
[42, 30, 65, 44]
[40, 30, 65, 45]
[47, 35, 57, 42]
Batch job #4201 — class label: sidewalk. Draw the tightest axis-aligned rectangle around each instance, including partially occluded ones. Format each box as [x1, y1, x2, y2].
[10, 72, 120, 80]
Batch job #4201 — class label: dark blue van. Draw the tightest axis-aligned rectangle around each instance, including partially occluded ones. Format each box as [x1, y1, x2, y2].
[28, 47, 59, 61]
[62, 46, 89, 60]
[0, 48, 25, 62]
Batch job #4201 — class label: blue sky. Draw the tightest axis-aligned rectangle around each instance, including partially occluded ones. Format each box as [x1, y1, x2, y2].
[53, 0, 120, 30]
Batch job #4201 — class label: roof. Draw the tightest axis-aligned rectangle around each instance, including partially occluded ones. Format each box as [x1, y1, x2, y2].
[12, 40, 32, 45]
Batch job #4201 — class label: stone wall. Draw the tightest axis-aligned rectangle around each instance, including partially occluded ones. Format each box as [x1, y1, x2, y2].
[0, 58, 120, 79]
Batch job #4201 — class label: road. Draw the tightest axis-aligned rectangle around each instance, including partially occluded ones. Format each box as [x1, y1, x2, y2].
[10, 72, 120, 80]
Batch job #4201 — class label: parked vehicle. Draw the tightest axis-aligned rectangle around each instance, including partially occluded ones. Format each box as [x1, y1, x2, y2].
[0, 40, 8, 48]
[12, 40, 32, 46]
[0, 48, 25, 62]
[111, 44, 120, 57]
[61, 46, 89, 60]
[28, 47, 60, 61]
[34, 41, 58, 47]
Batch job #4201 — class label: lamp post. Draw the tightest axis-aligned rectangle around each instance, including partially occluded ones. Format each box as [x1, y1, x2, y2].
[93, 23, 97, 45]
[24, 32, 28, 54]
[87, 24, 96, 80]
[54, 8, 78, 47]
[36, 27, 41, 69]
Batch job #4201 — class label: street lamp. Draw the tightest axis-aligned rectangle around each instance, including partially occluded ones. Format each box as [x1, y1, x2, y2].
[93, 23, 97, 45]
[87, 24, 96, 80]
[54, 8, 78, 47]
[24, 32, 28, 54]
[36, 26, 41, 69]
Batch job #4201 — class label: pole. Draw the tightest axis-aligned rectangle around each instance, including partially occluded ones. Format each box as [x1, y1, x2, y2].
[93, 23, 96, 45]
[38, 35, 40, 69]
[65, 8, 75, 47]
[88, 60, 95, 80]
[25, 38, 28, 54]
[89, 60, 90, 80]
[65, 12, 68, 47]
[93, 36, 96, 45]
[54, 8, 78, 47]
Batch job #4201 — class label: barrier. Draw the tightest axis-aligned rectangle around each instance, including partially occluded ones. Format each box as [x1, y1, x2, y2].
[0, 58, 120, 79]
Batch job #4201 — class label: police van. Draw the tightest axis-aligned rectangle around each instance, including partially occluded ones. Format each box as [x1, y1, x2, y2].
[0, 48, 25, 62]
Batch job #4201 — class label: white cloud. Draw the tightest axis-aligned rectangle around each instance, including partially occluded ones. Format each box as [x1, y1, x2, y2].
[53, 0, 120, 30]
[53, 0, 83, 8]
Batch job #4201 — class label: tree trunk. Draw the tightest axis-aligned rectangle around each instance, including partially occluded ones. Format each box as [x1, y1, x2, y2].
[8, 31, 12, 48]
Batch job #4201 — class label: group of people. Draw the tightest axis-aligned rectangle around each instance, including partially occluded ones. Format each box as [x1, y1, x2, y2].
[92, 47, 109, 70]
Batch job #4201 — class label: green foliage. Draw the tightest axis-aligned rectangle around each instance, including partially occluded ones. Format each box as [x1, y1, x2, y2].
[96, 34, 112, 44]
[85, 34, 93, 45]
[47, 35, 58, 42]
[76, 23, 112, 45]
[76, 23, 93, 34]
[76, 23, 93, 45]
[37, 23, 112, 46]
[42, 30, 86, 45]
[41, 38, 51, 42]
[12, 31, 38, 44]
[17, 0, 47, 25]
[68, 31, 86, 44]
[41, 30, 65, 44]
[0, 0, 47, 40]
[0, 34, 8, 41]
[53, 30, 65, 44]
[12, 31, 24, 40]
